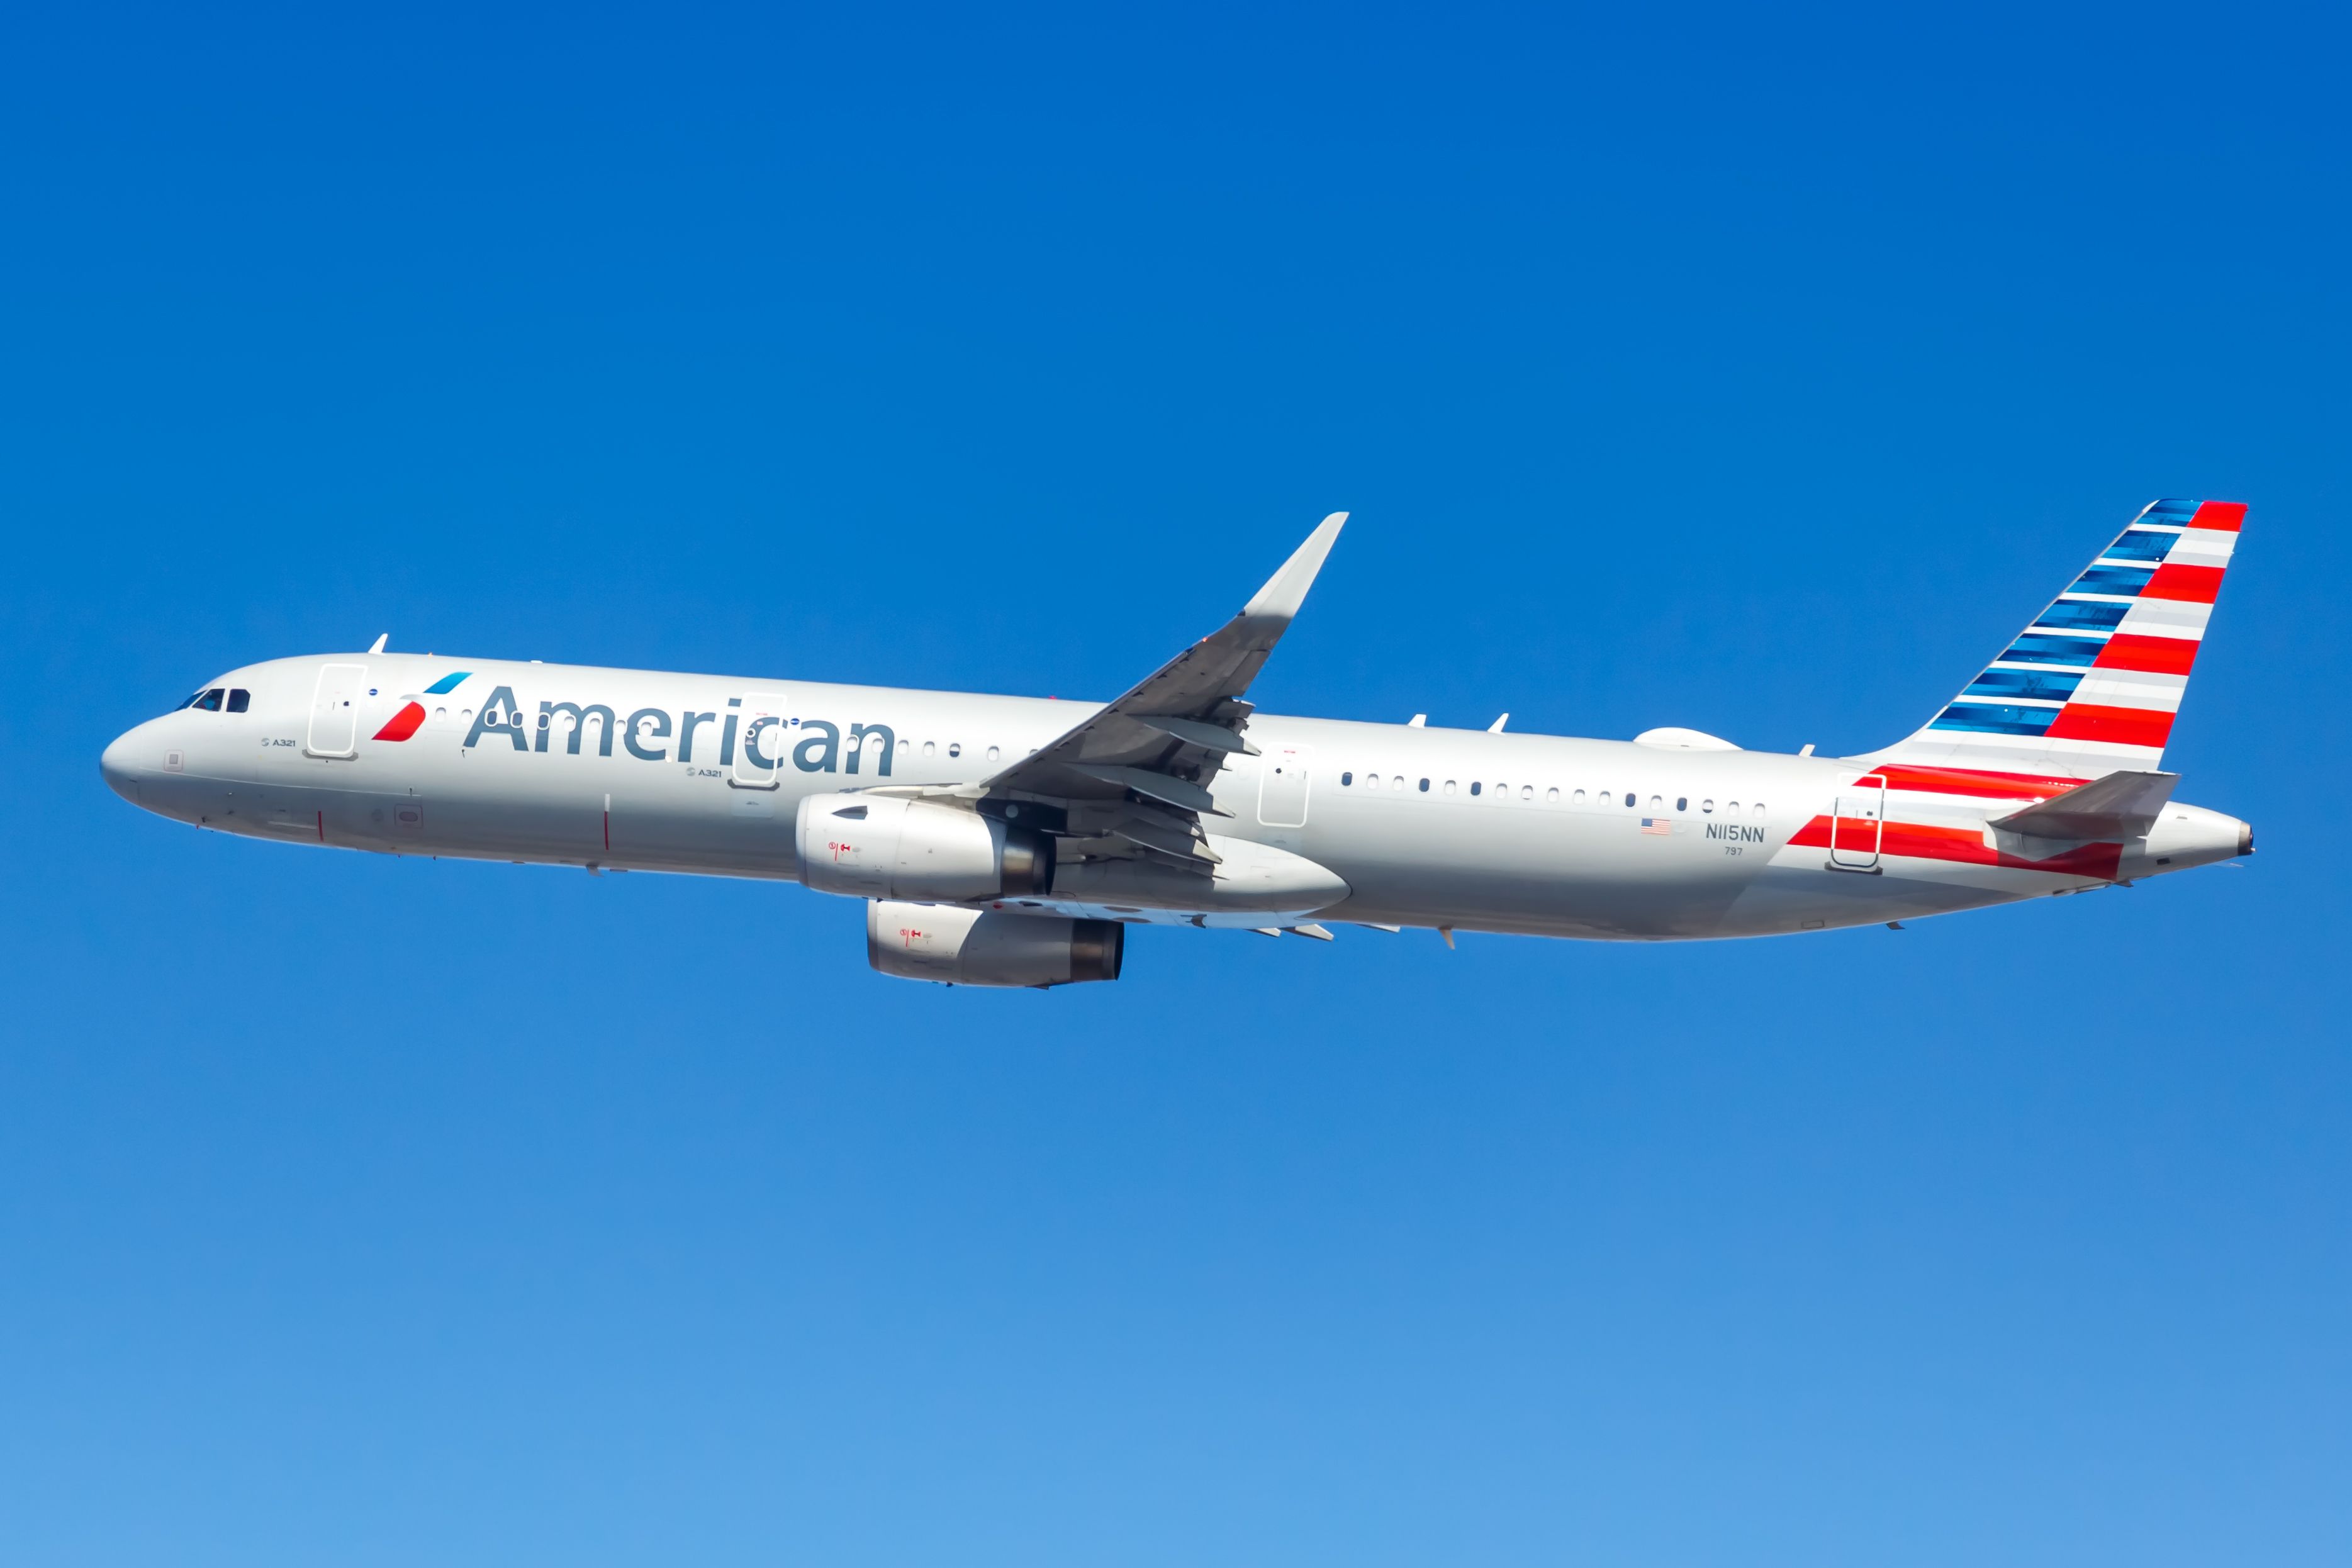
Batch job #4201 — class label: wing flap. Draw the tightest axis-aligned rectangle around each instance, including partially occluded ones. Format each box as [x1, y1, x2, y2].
[1131, 714, 1259, 756]
[1067, 763, 1228, 816]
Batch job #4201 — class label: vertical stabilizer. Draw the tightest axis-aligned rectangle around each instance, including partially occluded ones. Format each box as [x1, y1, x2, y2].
[1860, 498, 2244, 778]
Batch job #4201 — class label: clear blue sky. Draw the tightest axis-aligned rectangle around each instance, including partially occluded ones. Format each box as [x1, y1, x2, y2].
[4, 4, 2346, 1563]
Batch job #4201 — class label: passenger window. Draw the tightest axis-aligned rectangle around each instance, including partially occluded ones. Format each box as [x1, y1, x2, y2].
[1649, 795, 1663, 812]
[1573, 788, 1586, 804]
[1726, 800, 1739, 814]
[922, 741, 936, 757]
[948, 742, 961, 758]
[1470, 781, 1482, 797]
[227, 688, 250, 713]
[1367, 773, 1380, 788]
[1701, 798, 1714, 813]
[1520, 785, 1532, 800]
[195, 688, 224, 712]
[987, 746, 1000, 761]
[1623, 792, 1635, 808]
[1341, 771, 1353, 786]
[1392, 775, 1406, 792]
[1418, 778, 1430, 792]
[1752, 802, 1767, 819]
[1546, 787, 1558, 802]
[1676, 797, 1687, 812]
[1443, 780, 1457, 795]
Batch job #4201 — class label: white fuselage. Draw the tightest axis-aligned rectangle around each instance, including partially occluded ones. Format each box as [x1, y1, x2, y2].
[101, 652, 2250, 941]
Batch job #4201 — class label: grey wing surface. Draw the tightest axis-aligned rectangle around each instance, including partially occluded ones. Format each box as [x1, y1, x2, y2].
[974, 512, 1347, 871]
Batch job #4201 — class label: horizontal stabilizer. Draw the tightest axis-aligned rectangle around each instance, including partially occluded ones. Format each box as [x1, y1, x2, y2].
[1991, 770, 2178, 839]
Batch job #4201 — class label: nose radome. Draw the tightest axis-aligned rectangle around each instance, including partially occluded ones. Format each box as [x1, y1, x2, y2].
[2237, 819, 2255, 856]
[100, 729, 145, 803]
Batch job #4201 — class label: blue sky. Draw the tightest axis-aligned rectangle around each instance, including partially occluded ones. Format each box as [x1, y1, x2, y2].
[4, 4, 2348, 1563]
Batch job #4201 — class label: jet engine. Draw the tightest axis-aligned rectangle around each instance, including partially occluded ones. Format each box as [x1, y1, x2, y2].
[866, 900, 1124, 987]
[797, 793, 1055, 901]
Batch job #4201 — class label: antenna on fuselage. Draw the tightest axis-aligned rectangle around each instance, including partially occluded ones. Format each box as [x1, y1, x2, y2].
[367, 633, 389, 654]
[1487, 714, 1508, 732]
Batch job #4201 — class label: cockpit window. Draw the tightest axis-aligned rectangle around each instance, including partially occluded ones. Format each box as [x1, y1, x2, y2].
[226, 688, 250, 712]
[194, 688, 225, 712]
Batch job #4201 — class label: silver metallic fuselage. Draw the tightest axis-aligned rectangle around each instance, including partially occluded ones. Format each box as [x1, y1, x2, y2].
[101, 652, 2249, 942]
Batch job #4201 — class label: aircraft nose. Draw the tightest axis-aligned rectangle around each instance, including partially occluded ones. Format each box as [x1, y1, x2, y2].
[99, 728, 147, 803]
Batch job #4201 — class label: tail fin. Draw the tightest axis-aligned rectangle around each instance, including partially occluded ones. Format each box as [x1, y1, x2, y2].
[1861, 498, 2245, 778]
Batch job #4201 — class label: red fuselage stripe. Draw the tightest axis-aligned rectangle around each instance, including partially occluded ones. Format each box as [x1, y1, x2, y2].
[1788, 814, 2122, 880]
[1874, 764, 2083, 800]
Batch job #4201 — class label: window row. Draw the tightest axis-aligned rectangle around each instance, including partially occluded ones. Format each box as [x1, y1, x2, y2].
[178, 687, 251, 713]
[1336, 770, 1766, 819]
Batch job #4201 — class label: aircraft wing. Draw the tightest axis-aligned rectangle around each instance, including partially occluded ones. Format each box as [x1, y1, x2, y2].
[964, 511, 1347, 869]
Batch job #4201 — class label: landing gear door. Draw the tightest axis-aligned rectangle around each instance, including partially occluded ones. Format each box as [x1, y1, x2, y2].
[305, 663, 367, 759]
[730, 693, 789, 789]
[1829, 773, 1886, 869]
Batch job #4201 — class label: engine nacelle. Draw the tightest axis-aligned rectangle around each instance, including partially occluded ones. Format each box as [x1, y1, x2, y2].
[797, 793, 1055, 901]
[866, 900, 1124, 987]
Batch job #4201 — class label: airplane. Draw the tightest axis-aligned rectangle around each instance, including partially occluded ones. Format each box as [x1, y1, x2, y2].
[99, 500, 2252, 986]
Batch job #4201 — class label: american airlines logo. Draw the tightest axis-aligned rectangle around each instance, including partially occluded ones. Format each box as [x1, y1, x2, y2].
[432, 683, 898, 778]
[371, 671, 474, 742]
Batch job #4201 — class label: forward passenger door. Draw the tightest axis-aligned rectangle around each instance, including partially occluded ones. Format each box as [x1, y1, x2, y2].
[305, 663, 367, 759]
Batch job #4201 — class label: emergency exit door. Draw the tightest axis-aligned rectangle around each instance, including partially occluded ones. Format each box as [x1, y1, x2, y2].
[731, 693, 790, 788]
[1257, 745, 1311, 827]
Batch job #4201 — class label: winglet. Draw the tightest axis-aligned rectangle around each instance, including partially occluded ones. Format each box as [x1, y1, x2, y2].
[1240, 512, 1348, 622]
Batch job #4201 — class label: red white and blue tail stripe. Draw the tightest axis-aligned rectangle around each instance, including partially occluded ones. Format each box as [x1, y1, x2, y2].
[1865, 498, 2244, 778]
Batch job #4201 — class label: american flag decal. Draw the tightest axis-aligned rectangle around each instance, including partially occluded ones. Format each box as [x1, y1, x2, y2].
[1639, 817, 1672, 836]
